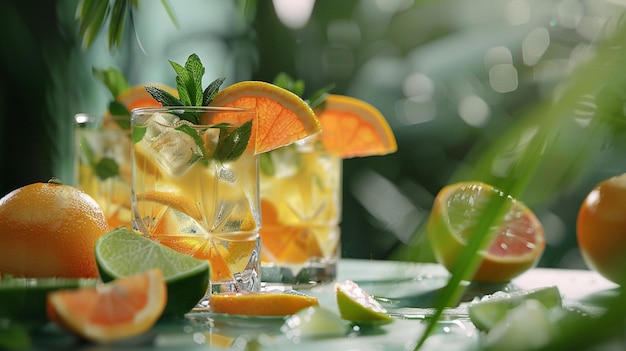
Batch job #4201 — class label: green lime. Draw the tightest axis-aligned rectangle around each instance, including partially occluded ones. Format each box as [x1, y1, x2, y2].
[468, 285, 562, 331]
[94, 227, 210, 317]
[0, 277, 97, 328]
[281, 306, 349, 339]
[335, 280, 393, 325]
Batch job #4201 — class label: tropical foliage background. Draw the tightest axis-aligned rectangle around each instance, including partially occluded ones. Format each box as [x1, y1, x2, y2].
[2, 0, 626, 272]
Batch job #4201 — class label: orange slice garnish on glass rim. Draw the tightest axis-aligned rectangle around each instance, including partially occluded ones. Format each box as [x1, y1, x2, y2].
[211, 81, 322, 154]
[315, 94, 397, 158]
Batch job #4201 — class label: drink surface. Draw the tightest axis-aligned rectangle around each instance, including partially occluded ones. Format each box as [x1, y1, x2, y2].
[259, 137, 342, 284]
[131, 109, 260, 293]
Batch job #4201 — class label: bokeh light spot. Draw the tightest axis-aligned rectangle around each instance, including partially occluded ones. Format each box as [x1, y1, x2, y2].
[489, 64, 519, 93]
[522, 27, 550, 66]
[458, 95, 490, 127]
[272, 0, 316, 29]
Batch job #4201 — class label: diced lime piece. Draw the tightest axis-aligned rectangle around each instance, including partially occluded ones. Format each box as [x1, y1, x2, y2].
[468, 285, 562, 331]
[335, 280, 393, 325]
[94, 227, 210, 317]
[484, 299, 559, 351]
[0, 277, 97, 328]
[281, 306, 349, 339]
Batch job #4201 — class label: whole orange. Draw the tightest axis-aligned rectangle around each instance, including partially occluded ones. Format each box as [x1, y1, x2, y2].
[0, 181, 109, 278]
[577, 173, 626, 284]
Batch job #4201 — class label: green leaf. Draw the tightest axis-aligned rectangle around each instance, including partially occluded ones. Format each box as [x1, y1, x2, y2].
[160, 0, 179, 29]
[94, 157, 120, 180]
[174, 123, 208, 164]
[76, 0, 109, 50]
[92, 67, 130, 98]
[131, 125, 147, 144]
[260, 152, 275, 176]
[215, 120, 252, 162]
[170, 61, 193, 106]
[184, 54, 205, 106]
[203, 77, 226, 106]
[80, 136, 96, 167]
[145, 85, 184, 107]
[108, 101, 130, 117]
[307, 84, 335, 110]
[108, 0, 128, 51]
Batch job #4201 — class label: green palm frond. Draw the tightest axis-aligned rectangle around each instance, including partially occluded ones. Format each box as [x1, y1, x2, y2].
[75, 0, 178, 52]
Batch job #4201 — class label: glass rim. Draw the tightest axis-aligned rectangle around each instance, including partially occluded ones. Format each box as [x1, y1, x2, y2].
[131, 106, 254, 114]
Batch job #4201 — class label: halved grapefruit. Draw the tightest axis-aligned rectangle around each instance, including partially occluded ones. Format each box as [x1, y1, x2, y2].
[427, 181, 545, 282]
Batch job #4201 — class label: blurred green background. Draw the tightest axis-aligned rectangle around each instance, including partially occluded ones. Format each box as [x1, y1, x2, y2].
[1, 0, 625, 271]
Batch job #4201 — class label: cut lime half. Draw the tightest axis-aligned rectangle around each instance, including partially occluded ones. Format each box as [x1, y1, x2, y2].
[94, 227, 210, 317]
[335, 280, 393, 325]
[0, 277, 97, 328]
[468, 285, 562, 331]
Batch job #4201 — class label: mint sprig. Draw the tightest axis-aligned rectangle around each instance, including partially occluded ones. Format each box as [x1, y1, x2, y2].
[144, 53, 248, 162]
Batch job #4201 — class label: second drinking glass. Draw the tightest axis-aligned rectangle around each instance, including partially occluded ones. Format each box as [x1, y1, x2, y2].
[130, 106, 261, 303]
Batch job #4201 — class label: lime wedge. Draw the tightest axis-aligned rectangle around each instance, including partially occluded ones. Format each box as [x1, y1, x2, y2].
[335, 280, 393, 325]
[94, 227, 210, 317]
[468, 285, 562, 331]
[0, 277, 97, 328]
[281, 306, 349, 339]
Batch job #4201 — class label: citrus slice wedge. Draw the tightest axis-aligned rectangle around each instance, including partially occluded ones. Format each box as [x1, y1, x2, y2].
[46, 269, 167, 343]
[209, 291, 319, 316]
[135, 191, 203, 221]
[211, 81, 321, 154]
[316, 94, 397, 158]
[468, 286, 562, 331]
[95, 227, 210, 317]
[281, 306, 350, 339]
[335, 280, 393, 324]
[427, 181, 546, 282]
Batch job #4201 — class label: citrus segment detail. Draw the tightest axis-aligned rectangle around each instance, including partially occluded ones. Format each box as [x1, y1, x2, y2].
[211, 81, 321, 154]
[46, 269, 167, 343]
[209, 291, 319, 316]
[577, 173, 626, 284]
[135, 191, 203, 221]
[335, 280, 393, 324]
[94, 228, 210, 317]
[0, 181, 109, 278]
[316, 94, 397, 158]
[427, 181, 545, 283]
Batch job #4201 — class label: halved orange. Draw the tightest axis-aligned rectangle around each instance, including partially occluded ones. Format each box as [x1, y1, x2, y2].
[315, 94, 397, 158]
[46, 268, 167, 343]
[427, 181, 545, 283]
[210, 81, 322, 154]
[209, 291, 319, 316]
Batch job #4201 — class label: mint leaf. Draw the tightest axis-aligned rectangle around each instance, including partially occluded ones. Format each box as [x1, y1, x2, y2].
[215, 120, 253, 161]
[131, 125, 147, 144]
[203, 77, 226, 106]
[175, 123, 210, 166]
[170, 61, 193, 106]
[95, 157, 120, 180]
[307, 84, 335, 110]
[93, 66, 129, 98]
[145, 86, 184, 107]
[185, 54, 205, 106]
[260, 153, 275, 176]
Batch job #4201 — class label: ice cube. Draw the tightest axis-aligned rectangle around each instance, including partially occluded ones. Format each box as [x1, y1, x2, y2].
[150, 126, 201, 177]
[144, 112, 180, 141]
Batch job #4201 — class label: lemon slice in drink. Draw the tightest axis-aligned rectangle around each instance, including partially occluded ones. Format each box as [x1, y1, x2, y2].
[335, 280, 393, 325]
[468, 285, 562, 331]
[94, 227, 210, 317]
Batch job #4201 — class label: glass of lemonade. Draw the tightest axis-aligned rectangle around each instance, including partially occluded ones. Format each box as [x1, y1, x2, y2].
[259, 135, 342, 287]
[130, 106, 261, 301]
[74, 113, 132, 229]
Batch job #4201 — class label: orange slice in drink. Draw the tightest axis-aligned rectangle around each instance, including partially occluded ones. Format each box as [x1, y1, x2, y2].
[47, 269, 167, 343]
[211, 81, 322, 154]
[315, 94, 397, 158]
[135, 191, 203, 221]
[427, 181, 545, 283]
[209, 291, 319, 316]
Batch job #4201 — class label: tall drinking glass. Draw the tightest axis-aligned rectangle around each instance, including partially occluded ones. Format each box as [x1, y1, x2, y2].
[74, 113, 132, 229]
[130, 106, 261, 302]
[259, 135, 342, 287]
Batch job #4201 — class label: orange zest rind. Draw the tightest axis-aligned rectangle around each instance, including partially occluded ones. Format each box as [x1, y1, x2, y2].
[209, 291, 319, 316]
